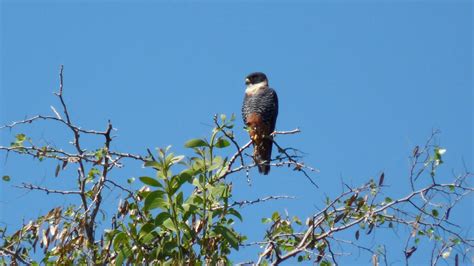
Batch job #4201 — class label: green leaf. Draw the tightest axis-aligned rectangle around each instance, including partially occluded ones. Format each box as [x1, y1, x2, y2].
[271, 212, 280, 222]
[227, 208, 243, 221]
[179, 221, 195, 241]
[432, 209, 439, 218]
[182, 203, 199, 221]
[138, 222, 155, 241]
[16, 133, 26, 142]
[169, 172, 192, 194]
[162, 218, 177, 232]
[384, 197, 393, 203]
[170, 155, 185, 164]
[433, 146, 446, 166]
[210, 183, 226, 198]
[261, 218, 272, 224]
[184, 139, 208, 148]
[208, 156, 224, 171]
[214, 138, 230, 148]
[192, 177, 202, 189]
[452, 238, 461, 245]
[112, 232, 128, 251]
[95, 148, 104, 160]
[85, 175, 94, 184]
[176, 191, 184, 206]
[293, 216, 302, 225]
[115, 251, 124, 266]
[178, 171, 193, 184]
[427, 227, 434, 236]
[214, 225, 239, 250]
[85, 190, 94, 199]
[320, 260, 331, 266]
[144, 191, 168, 211]
[11, 134, 28, 148]
[139, 176, 163, 187]
[88, 167, 100, 178]
[2, 175, 11, 182]
[436, 147, 447, 155]
[144, 160, 161, 169]
[127, 177, 135, 184]
[155, 212, 171, 226]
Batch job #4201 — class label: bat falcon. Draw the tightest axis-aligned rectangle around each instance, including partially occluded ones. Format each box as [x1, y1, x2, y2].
[241, 72, 279, 175]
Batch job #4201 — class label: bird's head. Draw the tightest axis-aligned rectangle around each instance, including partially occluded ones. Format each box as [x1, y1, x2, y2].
[245, 72, 269, 94]
[245, 72, 268, 87]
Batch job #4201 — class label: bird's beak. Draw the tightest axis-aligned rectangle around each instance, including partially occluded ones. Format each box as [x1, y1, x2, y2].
[245, 78, 251, 85]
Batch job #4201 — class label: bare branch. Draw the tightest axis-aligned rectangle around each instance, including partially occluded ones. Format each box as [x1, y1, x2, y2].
[0, 114, 108, 135]
[231, 195, 296, 208]
[213, 115, 250, 183]
[14, 183, 82, 195]
[271, 129, 301, 136]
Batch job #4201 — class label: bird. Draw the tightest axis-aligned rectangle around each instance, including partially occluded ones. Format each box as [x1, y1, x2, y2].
[241, 72, 279, 175]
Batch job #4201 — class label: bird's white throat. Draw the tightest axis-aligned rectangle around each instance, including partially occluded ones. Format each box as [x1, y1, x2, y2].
[245, 81, 268, 94]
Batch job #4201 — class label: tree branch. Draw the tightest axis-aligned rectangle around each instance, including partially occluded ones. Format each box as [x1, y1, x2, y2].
[14, 183, 82, 195]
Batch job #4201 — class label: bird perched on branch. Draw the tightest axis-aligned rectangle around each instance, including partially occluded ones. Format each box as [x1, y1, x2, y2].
[241, 72, 279, 175]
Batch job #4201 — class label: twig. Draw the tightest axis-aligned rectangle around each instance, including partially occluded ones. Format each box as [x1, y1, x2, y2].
[214, 115, 250, 183]
[271, 129, 301, 136]
[231, 195, 296, 208]
[219, 140, 252, 180]
[271, 139, 319, 188]
[105, 179, 145, 219]
[0, 247, 31, 265]
[14, 183, 82, 195]
[0, 115, 108, 135]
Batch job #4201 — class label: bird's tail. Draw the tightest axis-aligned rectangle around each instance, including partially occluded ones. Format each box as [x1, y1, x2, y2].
[254, 136, 273, 175]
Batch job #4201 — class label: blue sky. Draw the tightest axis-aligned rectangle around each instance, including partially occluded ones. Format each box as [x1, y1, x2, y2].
[1, 1, 472, 264]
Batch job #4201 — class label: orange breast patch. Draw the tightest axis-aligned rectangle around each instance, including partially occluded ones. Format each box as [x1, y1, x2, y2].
[246, 113, 271, 143]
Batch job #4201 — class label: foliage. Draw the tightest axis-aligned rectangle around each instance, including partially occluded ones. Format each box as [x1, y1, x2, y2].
[106, 117, 243, 265]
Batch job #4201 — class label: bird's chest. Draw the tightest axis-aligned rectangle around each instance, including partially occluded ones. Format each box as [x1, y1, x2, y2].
[244, 90, 268, 110]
